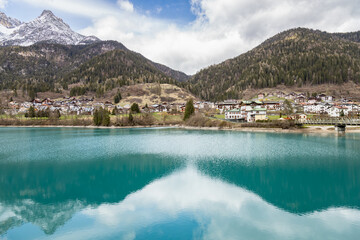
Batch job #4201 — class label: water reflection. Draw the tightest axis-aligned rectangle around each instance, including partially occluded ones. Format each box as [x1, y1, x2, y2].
[197, 158, 360, 213]
[3, 167, 359, 240]
[0, 154, 182, 235]
[1, 128, 360, 239]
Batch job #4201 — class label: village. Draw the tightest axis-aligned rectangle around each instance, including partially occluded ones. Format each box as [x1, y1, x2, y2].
[2, 90, 360, 123]
[221, 91, 360, 122]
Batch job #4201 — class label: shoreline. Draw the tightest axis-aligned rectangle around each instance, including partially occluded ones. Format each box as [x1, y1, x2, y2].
[181, 125, 360, 134]
[1, 124, 360, 134]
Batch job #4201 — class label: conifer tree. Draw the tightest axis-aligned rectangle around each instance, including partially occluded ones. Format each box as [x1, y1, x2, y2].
[93, 108, 110, 126]
[183, 99, 195, 121]
[130, 103, 140, 113]
[114, 90, 122, 104]
[128, 112, 134, 125]
[27, 106, 36, 118]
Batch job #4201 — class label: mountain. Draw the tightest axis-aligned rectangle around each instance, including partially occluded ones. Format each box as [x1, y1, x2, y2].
[0, 10, 189, 94]
[0, 41, 124, 87]
[0, 10, 99, 46]
[190, 28, 360, 101]
[150, 62, 190, 82]
[0, 40, 191, 98]
[63, 49, 176, 89]
[0, 12, 22, 28]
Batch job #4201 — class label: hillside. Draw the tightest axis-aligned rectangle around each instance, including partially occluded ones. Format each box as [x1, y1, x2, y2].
[0, 41, 189, 99]
[333, 31, 360, 43]
[108, 83, 198, 106]
[189, 28, 360, 101]
[63, 49, 175, 94]
[0, 83, 197, 107]
[0, 41, 125, 93]
[239, 82, 360, 101]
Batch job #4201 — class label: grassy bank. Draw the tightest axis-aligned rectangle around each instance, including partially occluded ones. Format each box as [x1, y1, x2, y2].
[0, 115, 93, 126]
[0, 113, 183, 127]
[0, 112, 298, 130]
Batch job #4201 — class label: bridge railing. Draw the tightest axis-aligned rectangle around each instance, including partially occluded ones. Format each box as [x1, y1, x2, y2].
[295, 117, 360, 126]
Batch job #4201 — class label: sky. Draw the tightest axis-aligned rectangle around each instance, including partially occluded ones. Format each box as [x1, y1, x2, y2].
[1, 0, 360, 75]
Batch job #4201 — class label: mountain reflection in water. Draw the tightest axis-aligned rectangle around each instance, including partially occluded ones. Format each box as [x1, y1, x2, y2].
[0, 128, 359, 239]
[2, 167, 360, 240]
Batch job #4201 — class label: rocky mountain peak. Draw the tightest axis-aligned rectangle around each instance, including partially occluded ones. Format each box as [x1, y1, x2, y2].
[0, 11, 22, 28]
[0, 10, 100, 46]
[33, 9, 71, 31]
[40, 10, 54, 17]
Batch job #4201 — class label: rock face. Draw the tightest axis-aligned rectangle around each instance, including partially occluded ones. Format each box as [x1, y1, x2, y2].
[0, 12, 22, 28]
[0, 10, 99, 46]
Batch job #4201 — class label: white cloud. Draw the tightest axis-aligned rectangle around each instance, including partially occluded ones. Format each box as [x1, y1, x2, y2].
[63, 167, 360, 239]
[11, 0, 360, 74]
[117, 0, 133, 13]
[80, 0, 360, 74]
[0, 0, 8, 9]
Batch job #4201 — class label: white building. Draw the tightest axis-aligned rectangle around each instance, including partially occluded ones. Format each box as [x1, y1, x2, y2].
[326, 106, 349, 117]
[225, 106, 267, 122]
[225, 109, 242, 120]
[303, 103, 331, 114]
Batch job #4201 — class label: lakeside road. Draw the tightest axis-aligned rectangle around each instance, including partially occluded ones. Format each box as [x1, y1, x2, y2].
[1, 124, 360, 134]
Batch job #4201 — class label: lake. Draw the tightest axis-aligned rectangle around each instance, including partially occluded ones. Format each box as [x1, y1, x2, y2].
[0, 127, 359, 239]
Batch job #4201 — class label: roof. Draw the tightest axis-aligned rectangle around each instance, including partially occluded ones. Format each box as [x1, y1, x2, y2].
[242, 101, 252, 104]
[252, 107, 267, 111]
[226, 108, 241, 112]
[264, 101, 280, 104]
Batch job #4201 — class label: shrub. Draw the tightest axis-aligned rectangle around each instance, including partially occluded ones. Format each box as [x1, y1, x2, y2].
[185, 114, 227, 128]
[128, 112, 134, 125]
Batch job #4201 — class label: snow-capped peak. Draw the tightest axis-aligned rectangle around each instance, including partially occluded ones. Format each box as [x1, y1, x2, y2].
[0, 10, 100, 46]
[41, 10, 55, 17]
[0, 11, 22, 28]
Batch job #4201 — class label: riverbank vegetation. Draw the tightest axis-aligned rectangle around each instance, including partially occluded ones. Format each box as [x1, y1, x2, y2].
[0, 111, 297, 130]
[0, 112, 184, 127]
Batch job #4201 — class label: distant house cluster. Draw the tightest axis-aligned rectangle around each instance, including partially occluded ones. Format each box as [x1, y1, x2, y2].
[5, 97, 216, 116]
[3, 91, 360, 123]
[223, 101, 268, 122]
[221, 91, 360, 122]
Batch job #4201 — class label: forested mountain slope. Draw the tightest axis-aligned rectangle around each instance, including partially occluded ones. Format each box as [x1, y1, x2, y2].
[190, 28, 360, 101]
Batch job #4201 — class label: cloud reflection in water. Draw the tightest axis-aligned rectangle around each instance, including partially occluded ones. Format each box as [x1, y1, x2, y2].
[46, 166, 360, 240]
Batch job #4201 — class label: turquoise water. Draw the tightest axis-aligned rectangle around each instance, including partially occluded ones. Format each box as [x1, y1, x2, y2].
[0, 127, 359, 239]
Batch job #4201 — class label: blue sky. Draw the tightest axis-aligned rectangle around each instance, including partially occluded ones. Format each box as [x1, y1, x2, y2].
[1, 0, 360, 74]
[3, 0, 196, 30]
[129, 0, 196, 23]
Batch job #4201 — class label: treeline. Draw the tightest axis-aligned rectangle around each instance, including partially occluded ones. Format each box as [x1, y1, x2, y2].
[24, 106, 61, 118]
[0, 41, 186, 99]
[70, 86, 87, 96]
[62, 50, 176, 94]
[190, 28, 360, 101]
